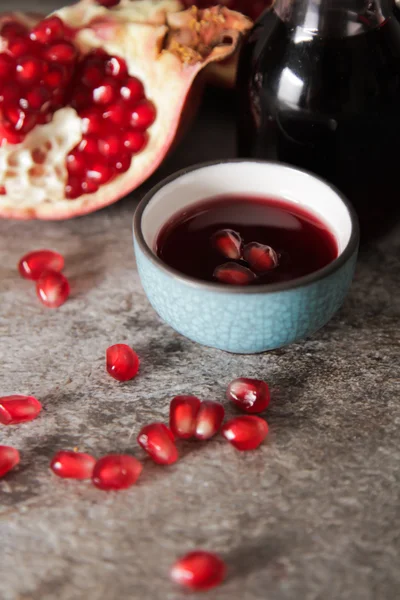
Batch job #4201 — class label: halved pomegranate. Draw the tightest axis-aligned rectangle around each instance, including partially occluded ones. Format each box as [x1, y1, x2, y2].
[0, 1, 251, 219]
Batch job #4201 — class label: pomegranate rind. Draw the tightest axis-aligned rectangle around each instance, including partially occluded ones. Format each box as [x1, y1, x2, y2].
[0, 1, 252, 220]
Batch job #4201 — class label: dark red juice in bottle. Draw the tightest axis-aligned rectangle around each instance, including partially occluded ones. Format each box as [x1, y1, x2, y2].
[237, 0, 400, 236]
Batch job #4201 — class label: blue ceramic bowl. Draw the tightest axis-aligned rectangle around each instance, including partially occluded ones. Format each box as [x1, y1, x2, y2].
[133, 161, 359, 354]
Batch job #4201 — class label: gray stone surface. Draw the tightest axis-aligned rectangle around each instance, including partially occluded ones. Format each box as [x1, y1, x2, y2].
[1, 1, 400, 599]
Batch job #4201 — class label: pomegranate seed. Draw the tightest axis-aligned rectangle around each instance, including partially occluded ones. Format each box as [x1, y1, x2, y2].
[96, 0, 121, 6]
[81, 63, 105, 88]
[123, 130, 147, 153]
[0, 124, 24, 146]
[102, 102, 128, 126]
[80, 109, 103, 134]
[16, 57, 44, 83]
[0, 84, 19, 104]
[99, 134, 123, 157]
[227, 378, 271, 413]
[221, 415, 269, 451]
[71, 87, 91, 111]
[45, 41, 77, 63]
[137, 423, 179, 465]
[171, 551, 226, 591]
[0, 446, 20, 478]
[0, 395, 42, 425]
[213, 263, 256, 285]
[120, 78, 144, 103]
[0, 54, 14, 77]
[212, 229, 242, 260]
[7, 37, 36, 58]
[86, 163, 113, 184]
[92, 454, 143, 490]
[50, 450, 96, 479]
[0, 186, 6, 194]
[67, 150, 86, 175]
[23, 87, 51, 111]
[130, 100, 156, 129]
[115, 153, 131, 173]
[0, 21, 28, 40]
[81, 179, 99, 195]
[19, 249, 64, 280]
[92, 80, 118, 105]
[30, 16, 66, 43]
[195, 401, 225, 441]
[44, 64, 66, 89]
[243, 242, 279, 272]
[36, 271, 70, 308]
[78, 135, 98, 155]
[105, 56, 128, 79]
[65, 176, 83, 199]
[4, 106, 36, 134]
[169, 395, 201, 439]
[106, 343, 139, 381]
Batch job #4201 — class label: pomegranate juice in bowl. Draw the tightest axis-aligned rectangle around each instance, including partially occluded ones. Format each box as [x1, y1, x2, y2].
[133, 160, 359, 353]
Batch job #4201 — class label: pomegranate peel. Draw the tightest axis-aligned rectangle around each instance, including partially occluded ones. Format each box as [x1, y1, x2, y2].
[0, 2, 252, 220]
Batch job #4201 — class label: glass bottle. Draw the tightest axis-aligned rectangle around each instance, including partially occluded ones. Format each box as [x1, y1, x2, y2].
[237, 0, 400, 235]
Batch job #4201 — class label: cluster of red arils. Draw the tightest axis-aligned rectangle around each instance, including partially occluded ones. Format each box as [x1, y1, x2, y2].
[212, 228, 279, 285]
[5, 248, 272, 591]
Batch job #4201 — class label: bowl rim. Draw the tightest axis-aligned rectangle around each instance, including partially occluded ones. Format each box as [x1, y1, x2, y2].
[133, 159, 359, 295]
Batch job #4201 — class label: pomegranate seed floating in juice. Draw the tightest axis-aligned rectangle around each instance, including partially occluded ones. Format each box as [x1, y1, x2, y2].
[18, 249, 64, 280]
[50, 450, 96, 480]
[156, 195, 338, 285]
[227, 378, 270, 413]
[137, 423, 179, 465]
[0, 395, 42, 425]
[106, 344, 140, 382]
[222, 415, 269, 451]
[92, 454, 143, 490]
[171, 551, 227, 591]
[0, 446, 20, 477]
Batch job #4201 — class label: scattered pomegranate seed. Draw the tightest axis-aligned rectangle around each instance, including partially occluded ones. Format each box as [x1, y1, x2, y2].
[212, 229, 242, 260]
[243, 242, 279, 272]
[18, 249, 64, 280]
[170, 395, 201, 439]
[227, 378, 271, 414]
[130, 100, 156, 129]
[92, 454, 143, 490]
[0, 395, 42, 425]
[0, 446, 20, 478]
[106, 344, 140, 381]
[36, 270, 70, 308]
[50, 450, 96, 479]
[137, 423, 179, 465]
[213, 262, 256, 285]
[195, 401, 225, 441]
[221, 416, 269, 451]
[171, 551, 226, 591]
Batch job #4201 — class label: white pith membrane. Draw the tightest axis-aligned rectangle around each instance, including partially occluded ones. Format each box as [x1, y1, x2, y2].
[0, 0, 252, 219]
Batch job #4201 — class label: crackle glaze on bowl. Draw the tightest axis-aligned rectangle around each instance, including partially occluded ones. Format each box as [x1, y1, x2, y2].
[133, 161, 359, 354]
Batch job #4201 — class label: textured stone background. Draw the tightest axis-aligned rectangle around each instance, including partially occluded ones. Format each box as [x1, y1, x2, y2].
[1, 2, 400, 599]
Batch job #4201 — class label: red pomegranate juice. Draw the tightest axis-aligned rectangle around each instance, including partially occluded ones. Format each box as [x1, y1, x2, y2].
[156, 195, 338, 285]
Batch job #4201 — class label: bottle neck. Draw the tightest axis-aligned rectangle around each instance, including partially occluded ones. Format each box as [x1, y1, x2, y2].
[273, 0, 390, 36]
